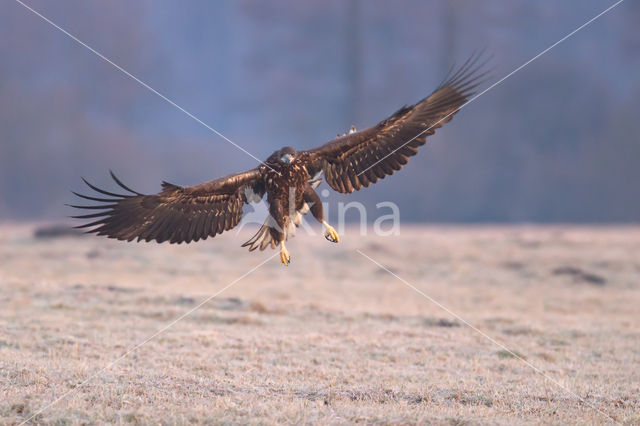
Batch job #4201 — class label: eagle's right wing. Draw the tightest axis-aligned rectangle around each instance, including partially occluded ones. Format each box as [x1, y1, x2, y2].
[303, 55, 488, 193]
[70, 169, 264, 244]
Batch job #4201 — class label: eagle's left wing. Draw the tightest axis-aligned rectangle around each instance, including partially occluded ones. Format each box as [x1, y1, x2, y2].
[70, 169, 264, 244]
[303, 56, 487, 193]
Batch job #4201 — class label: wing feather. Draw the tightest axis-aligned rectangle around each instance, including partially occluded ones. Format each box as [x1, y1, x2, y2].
[70, 169, 264, 244]
[304, 54, 488, 193]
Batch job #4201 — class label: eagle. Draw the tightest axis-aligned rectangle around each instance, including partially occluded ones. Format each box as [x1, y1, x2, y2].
[71, 57, 486, 266]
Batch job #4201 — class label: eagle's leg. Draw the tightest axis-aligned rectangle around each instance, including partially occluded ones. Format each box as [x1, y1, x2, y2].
[303, 185, 340, 243]
[322, 221, 340, 243]
[269, 199, 291, 265]
[279, 241, 290, 266]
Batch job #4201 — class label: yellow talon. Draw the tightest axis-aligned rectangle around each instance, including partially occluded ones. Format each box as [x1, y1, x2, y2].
[280, 242, 290, 266]
[323, 221, 340, 243]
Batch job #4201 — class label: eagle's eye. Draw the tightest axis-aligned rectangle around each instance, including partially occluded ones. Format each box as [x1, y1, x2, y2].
[280, 153, 294, 164]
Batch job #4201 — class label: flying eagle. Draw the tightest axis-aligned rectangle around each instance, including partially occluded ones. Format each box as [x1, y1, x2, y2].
[71, 57, 487, 266]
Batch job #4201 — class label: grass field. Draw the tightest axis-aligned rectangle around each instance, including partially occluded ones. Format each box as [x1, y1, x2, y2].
[1, 223, 639, 424]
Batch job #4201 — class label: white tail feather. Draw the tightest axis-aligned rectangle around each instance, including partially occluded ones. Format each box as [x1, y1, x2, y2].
[241, 204, 311, 251]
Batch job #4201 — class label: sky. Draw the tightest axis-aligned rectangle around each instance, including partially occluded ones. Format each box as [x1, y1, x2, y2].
[1, 0, 639, 223]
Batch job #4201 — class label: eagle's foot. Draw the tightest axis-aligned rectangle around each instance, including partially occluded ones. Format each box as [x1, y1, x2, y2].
[322, 221, 340, 243]
[279, 242, 290, 266]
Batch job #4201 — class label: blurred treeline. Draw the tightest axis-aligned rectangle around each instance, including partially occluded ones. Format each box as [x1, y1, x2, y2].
[1, 0, 639, 222]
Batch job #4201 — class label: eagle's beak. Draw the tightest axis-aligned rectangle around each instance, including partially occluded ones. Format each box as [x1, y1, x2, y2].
[281, 154, 293, 164]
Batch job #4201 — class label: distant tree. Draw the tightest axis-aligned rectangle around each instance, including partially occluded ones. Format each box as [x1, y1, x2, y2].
[345, 0, 362, 127]
[441, 0, 458, 75]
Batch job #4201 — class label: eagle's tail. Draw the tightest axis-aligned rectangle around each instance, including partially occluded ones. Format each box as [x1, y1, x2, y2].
[241, 218, 277, 252]
[241, 204, 310, 251]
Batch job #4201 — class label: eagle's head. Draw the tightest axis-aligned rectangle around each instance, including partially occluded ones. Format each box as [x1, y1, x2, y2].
[269, 146, 297, 166]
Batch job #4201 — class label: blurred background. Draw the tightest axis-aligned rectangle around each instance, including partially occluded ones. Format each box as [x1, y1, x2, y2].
[1, 0, 639, 223]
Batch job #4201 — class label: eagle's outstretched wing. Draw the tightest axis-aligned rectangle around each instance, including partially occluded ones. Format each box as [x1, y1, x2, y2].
[303, 55, 488, 193]
[70, 169, 264, 244]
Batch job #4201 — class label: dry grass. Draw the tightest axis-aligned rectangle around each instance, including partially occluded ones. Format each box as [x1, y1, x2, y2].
[1, 223, 639, 425]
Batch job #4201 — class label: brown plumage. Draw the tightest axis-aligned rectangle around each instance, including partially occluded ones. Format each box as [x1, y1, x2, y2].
[71, 56, 488, 265]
